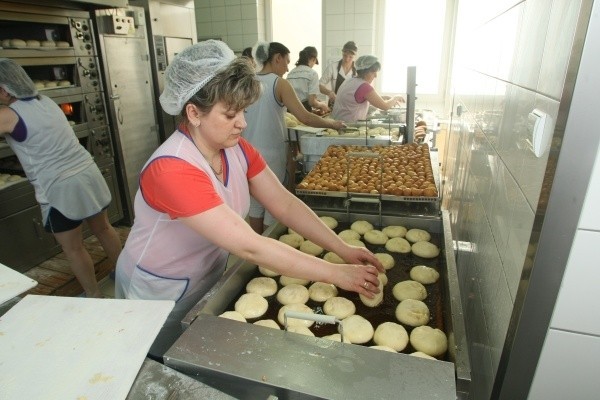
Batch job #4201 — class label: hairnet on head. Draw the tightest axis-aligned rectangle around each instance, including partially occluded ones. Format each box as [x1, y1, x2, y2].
[252, 41, 269, 71]
[159, 40, 235, 115]
[0, 58, 38, 98]
[355, 55, 379, 71]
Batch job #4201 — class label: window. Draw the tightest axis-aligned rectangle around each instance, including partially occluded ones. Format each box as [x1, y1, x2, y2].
[380, 0, 449, 95]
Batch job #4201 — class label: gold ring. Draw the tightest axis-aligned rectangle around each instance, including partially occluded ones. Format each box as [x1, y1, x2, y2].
[363, 281, 368, 289]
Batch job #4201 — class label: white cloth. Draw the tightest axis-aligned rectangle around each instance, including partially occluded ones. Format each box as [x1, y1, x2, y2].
[115, 130, 251, 357]
[331, 77, 372, 122]
[287, 65, 320, 103]
[6, 95, 107, 222]
[243, 72, 287, 226]
[319, 59, 355, 93]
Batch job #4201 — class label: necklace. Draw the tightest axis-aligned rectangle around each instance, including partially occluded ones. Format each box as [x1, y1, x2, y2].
[189, 130, 223, 176]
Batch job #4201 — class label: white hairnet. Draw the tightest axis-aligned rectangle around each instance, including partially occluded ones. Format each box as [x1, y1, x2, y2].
[355, 55, 379, 71]
[159, 40, 235, 115]
[252, 41, 270, 72]
[0, 58, 38, 98]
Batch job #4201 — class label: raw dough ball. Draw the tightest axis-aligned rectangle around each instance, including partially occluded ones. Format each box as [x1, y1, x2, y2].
[382, 225, 407, 238]
[1, 39, 11, 47]
[300, 240, 323, 256]
[234, 293, 268, 319]
[26, 39, 40, 48]
[378, 273, 388, 286]
[10, 39, 26, 47]
[253, 319, 280, 329]
[351, 220, 374, 235]
[322, 333, 351, 343]
[385, 237, 411, 253]
[369, 345, 397, 352]
[287, 227, 302, 237]
[373, 322, 409, 351]
[34, 81, 45, 90]
[410, 326, 448, 357]
[279, 275, 310, 286]
[393, 280, 427, 301]
[58, 80, 71, 87]
[405, 228, 431, 243]
[279, 233, 304, 248]
[41, 40, 55, 47]
[320, 215, 338, 230]
[375, 253, 395, 270]
[338, 229, 360, 241]
[364, 229, 389, 245]
[345, 239, 366, 248]
[395, 299, 430, 327]
[278, 303, 314, 327]
[219, 311, 246, 322]
[277, 283, 309, 305]
[323, 251, 345, 264]
[411, 241, 440, 258]
[246, 277, 278, 297]
[409, 265, 440, 284]
[323, 296, 355, 319]
[308, 282, 338, 302]
[410, 351, 436, 360]
[56, 41, 70, 48]
[359, 279, 384, 308]
[44, 81, 58, 88]
[258, 265, 279, 277]
[341, 315, 374, 344]
[7, 175, 22, 182]
[287, 326, 314, 336]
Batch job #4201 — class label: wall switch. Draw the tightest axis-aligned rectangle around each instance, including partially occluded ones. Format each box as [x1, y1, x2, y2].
[528, 109, 554, 157]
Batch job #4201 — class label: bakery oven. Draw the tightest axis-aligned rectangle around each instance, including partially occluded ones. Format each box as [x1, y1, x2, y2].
[0, 1, 124, 273]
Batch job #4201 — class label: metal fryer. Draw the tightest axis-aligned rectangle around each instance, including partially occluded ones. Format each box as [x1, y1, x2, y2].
[164, 211, 470, 399]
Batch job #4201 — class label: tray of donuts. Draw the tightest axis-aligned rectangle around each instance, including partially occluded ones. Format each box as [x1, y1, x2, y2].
[295, 143, 439, 202]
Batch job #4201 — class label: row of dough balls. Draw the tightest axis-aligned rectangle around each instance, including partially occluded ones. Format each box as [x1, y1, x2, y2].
[1, 39, 70, 48]
[33, 80, 72, 90]
[0, 173, 24, 188]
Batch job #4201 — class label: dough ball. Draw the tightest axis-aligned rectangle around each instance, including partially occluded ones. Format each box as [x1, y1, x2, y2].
[338, 229, 360, 241]
[323, 296, 356, 319]
[378, 273, 388, 286]
[364, 229, 389, 245]
[10, 38, 26, 47]
[246, 277, 278, 297]
[278, 303, 314, 327]
[258, 265, 279, 277]
[234, 293, 268, 319]
[287, 227, 302, 237]
[322, 333, 351, 343]
[369, 345, 397, 353]
[410, 351, 436, 360]
[7, 175, 22, 182]
[41, 40, 55, 47]
[1, 39, 11, 47]
[308, 282, 338, 302]
[392, 280, 427, 301]
[323, 251, 345, 264]
[412, 241, 440, 258]
[320, 215, 338, 230]
[409, 265, 440, 284]
[253, 319, 280, 329]
[382, 225, 407, 238]
[351, 220, 374, 235]
[286, 326, 314, 336]
[299, 240, 323, 256]
[405, 228, 431, 243]
[410, 326, 448, 357]
[279, 233, 304, 248]
[44, 81, 57, 88]
[276, 283, 309, 305]
[34, 81, 45, 90]
[373, 322, 409, 351]
[280, 275, 310, 286]
[345, 238, 366, 248]
[341, 315, 374, 344]
[385, 237, 411, 253]
[375, 253, 395, 270]
[26, 39, 40, 48]
[218, 311, 246, 322]
[56, 41, 70, 48]
[58, 80, 71, 88]
[395, 299, 430, 327]
[359, 279, 384, 308]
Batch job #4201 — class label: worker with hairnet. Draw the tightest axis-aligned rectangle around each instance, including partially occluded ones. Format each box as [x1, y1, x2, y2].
[113, 40, 384, 359]
[331, 55, 405, 122]
[0, 58, 122, 298]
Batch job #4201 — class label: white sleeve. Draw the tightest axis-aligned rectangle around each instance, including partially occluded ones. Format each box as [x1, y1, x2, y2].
[308, 70, 320, 95]
[319, 61, 335, 86]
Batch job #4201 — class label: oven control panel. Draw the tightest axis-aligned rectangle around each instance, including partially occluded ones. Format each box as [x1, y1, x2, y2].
[84, 92, 107, 128]
[88, 126, 113, 163]
[69, 18, 96, 57]
[77, 57, 102, 92]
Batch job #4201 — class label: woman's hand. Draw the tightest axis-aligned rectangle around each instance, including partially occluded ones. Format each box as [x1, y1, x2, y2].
[334, 263, 382, 298]
[394, 95, 406, 105]
[331, 120, 346, 130]
[338, 245, 385, 273]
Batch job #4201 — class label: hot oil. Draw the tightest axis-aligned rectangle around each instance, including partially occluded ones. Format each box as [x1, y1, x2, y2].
[224, 221, 447, 359]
